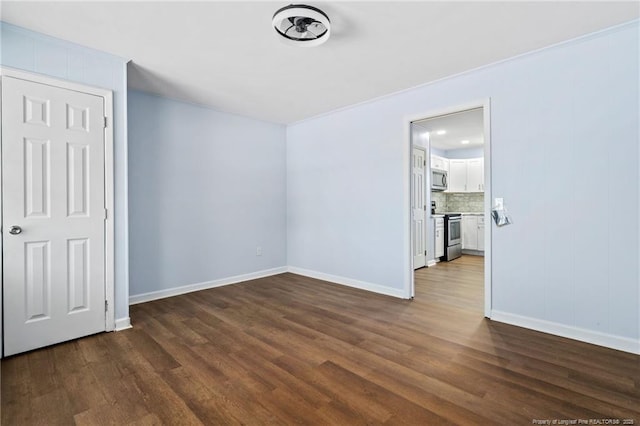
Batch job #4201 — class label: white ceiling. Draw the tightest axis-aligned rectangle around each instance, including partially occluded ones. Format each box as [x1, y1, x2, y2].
[414, 108, 484, 151]
[2, 2, 637, 124]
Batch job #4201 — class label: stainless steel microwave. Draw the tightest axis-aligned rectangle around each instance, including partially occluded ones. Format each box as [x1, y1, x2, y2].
[432, 169, 448, 191]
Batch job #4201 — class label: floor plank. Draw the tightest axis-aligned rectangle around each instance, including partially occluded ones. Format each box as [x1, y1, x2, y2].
[3, 255, 639, 424]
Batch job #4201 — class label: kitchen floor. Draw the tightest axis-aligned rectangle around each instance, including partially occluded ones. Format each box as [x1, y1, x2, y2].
[415, 255, 483, 312]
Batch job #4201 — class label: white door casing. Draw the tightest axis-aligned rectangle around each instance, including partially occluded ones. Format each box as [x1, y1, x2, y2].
[412, 146, 426, 269]
[2, 74, 110, 356]
[405, 100, 491, 315]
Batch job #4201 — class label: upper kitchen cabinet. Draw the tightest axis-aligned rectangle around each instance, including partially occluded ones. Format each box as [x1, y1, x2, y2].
[448, 159, 467, 192]
[448, 157, 484, 193]
[467, 158, 484, 192]
[431, 154, 449, 173]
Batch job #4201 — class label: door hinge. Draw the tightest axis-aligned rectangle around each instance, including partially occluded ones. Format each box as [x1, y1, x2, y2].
[423, 160, 426, 166]
[105, 300, 108, 312]
[103, 208, 108, 220]
[103, 117, 108, 128]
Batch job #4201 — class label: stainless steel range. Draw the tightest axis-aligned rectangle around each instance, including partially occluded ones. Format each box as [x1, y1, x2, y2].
[443, 214, 462, 261]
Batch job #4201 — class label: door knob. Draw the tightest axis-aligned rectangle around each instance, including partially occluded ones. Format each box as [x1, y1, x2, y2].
[9, 225, 22, 235]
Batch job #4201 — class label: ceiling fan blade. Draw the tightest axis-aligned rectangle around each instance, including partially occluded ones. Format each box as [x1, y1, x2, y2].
[307, 25, 326, 38]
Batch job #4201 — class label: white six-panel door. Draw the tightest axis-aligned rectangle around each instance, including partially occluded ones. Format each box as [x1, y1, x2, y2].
[412, 146, 426, 269]
[2, 76, 106, 356]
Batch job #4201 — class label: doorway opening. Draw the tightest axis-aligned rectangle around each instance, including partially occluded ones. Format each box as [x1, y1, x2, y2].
[408, 101, 491, 317]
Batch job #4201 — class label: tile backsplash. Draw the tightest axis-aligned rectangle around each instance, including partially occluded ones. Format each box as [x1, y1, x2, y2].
[432, 192, 484, 213]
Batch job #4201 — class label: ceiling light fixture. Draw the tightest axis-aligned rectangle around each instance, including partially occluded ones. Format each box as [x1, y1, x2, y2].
[273, 4, 331, 47]
[436, 130, 446, 135]
[461, 140, 470, 145]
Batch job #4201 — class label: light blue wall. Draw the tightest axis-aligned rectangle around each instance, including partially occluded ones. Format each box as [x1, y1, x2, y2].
[128, 91, 287, 297]
[288, 105, 406, 290]
[0, 22, 130, 323]
[287, 22, 639, 341]
[429, 147, 484, 159]
[445, 147, 484, 159]
[430, 147, 446, 157]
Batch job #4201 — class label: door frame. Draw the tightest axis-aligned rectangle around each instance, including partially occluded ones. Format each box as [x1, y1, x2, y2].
[404, 99, 492, 318]
[0, 67, 116, 353]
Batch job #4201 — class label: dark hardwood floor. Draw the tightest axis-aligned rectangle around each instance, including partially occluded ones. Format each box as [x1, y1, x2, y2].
[2, 255, 639, 424]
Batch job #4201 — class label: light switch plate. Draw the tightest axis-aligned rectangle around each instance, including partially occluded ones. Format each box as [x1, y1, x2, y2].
[495, 197, 504, 209]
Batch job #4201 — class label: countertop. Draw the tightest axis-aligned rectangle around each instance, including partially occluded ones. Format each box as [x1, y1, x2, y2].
[434, 212, 484, 216]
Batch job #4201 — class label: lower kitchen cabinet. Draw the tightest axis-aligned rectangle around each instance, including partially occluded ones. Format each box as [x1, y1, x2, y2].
[435, 217, 444, 258]
[462, 215, 484, 252]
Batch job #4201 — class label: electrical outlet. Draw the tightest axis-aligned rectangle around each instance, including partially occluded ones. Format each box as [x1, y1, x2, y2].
[256, 246, 262, 256]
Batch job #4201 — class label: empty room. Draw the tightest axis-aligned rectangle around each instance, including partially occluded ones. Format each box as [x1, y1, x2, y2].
[1, 1, 639, 424]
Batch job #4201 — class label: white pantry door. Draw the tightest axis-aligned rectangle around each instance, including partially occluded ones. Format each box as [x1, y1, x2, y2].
[412, 147, 426, 269]
[2, 76, 106, 356]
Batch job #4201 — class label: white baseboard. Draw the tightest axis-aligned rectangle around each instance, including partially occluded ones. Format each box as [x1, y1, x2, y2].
[114, 317, 132, 331]
[427, 259, 437, 267]
[287, 266, 407, 299]
[491, 310, 640, 355]
[461, 249, 484, 256]
[129, 266, 288, 305]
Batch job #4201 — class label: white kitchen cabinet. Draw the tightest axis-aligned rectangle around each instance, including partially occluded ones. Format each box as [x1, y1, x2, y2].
[448, 159, 467, 192]
[462, 215, 485, 252]
[462, 215, 478, 250]
[467, 158, 484, 192]
[431, 155, 449, 173]
[435, 217, 444, 258]
[448, 157, 484, 193]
